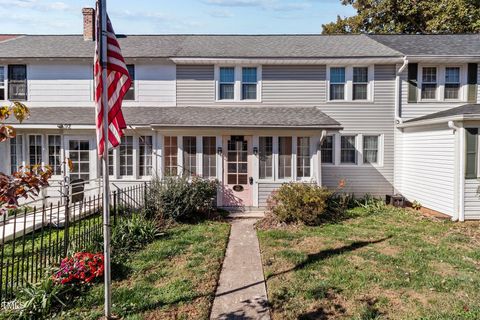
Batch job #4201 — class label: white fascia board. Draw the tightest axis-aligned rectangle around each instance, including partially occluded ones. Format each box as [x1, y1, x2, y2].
[406, 55, 480, 63]
[170, 57, 404, 65]
[397, 116, 466, 128]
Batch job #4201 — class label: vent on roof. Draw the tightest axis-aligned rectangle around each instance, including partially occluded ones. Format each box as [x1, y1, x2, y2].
[82, 7, 95, 42]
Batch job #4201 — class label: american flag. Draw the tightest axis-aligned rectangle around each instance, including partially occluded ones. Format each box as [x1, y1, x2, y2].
[94, 7, 131, 157]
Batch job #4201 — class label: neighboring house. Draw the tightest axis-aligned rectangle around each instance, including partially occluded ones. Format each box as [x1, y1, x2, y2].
[0, 8, 479, 220]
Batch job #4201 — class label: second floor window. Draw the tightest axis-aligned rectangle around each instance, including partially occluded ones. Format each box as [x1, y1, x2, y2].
[445, 67, 460, 100]
[421, 67, 437, 100]
[353, 67, 368, 100]
[124, 65, 135, 100]
[330, 67, 345, 100]
[219, 67, 235, 100]
[242, 67, 257, 100]
[0, 66, 5, 100]
[8, 65, 27, 101]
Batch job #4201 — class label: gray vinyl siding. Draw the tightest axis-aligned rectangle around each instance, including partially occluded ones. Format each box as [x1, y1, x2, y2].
[262, 65, 326, 103]
[258, 183, 283, 207]
[465, 179, 480, 220]
[321, 65, 396, 196]
[176, 65, 215, 105]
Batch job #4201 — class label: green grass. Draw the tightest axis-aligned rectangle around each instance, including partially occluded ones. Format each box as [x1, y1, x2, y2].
[59, 221, 230, 320]
[258, 208, 480, 320]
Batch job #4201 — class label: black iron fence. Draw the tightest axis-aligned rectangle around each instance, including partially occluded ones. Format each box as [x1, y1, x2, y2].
[0, 183, 149, 301]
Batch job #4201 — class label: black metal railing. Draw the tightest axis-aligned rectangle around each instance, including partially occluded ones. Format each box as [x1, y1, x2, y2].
[0, 182, 148, 301]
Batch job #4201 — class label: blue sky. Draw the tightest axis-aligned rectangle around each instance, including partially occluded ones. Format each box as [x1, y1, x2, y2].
[0, 0, 355, 34]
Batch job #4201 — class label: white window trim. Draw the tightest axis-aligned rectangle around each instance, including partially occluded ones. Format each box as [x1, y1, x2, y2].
[27, 134, 45, 167]
[275, 136, 295, 182]
[359, 134, 384, 167]
[327, 133, 384, 167]
[8, 133, 26, 174]
[417, 64, 468, 102]
[320, 135, 335, 166]
[339, 134, 358, 166]
[64, 135, 95, 182]
[295, 136, 313, 182]
[117, 135, 135, 179]
[326, 65, 374, 102]
[258, 136, 275, 182]
[214, 65, 262, 102]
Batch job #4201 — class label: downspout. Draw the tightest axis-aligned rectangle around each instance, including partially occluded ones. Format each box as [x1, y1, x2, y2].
[395, 57, 408, 125]
[448, 121, 464, 221]
[317, 130, 327, 187]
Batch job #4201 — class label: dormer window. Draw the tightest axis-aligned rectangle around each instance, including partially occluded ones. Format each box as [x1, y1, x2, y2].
[8, 65, 27, 101]
[124, 64, 135, 100]
[219, 67, 235, 100]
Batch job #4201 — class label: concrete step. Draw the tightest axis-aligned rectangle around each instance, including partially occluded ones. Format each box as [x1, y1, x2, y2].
[227, 210, 266, 219]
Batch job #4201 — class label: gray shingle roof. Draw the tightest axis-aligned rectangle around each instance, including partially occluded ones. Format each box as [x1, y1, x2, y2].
[368, 34, 480, 56]
[405, 104, 480, 123]
[0, 34, 401, 58]
[7, 106, 341, 128]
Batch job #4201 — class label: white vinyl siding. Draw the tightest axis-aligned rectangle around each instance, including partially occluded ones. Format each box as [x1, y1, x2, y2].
[396, 125, 455, 216]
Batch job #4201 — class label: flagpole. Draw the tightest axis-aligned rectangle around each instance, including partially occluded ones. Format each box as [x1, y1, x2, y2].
[99, 0, 112, 318]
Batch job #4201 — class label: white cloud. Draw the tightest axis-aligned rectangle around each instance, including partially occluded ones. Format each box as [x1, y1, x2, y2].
[203, 0, 311, 11]
[208, 9, 234, 18]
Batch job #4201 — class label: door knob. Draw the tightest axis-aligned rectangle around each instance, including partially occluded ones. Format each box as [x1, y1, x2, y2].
[249, 177, 253, 185]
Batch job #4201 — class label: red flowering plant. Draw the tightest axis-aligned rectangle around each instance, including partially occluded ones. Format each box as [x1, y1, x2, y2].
[53, 252, 104, 285]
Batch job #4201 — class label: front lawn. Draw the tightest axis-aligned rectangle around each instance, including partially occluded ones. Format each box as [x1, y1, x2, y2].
[258, 208, 480, 319]
[61, 221, 230, 320]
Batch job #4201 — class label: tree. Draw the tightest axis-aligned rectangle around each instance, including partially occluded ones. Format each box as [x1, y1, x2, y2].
[0, 103, 52, 214]
[322, 0, 480, 34]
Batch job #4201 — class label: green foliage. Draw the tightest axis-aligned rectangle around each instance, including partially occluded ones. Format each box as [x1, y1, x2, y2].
[322, 0, 480, 34]
[14, 276, 72, 320]
[145, 176, 219, 221]
[267, 183, 332, 225]
[355, 195, 391, 215]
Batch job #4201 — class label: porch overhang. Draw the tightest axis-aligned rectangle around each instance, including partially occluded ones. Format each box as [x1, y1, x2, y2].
[398, 104, 480, 128]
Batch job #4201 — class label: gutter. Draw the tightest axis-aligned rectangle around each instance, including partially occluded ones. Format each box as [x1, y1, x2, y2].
[448, 121, 464, 222]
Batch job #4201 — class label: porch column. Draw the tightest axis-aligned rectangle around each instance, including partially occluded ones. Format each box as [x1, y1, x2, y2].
[216, 136, 223, 207]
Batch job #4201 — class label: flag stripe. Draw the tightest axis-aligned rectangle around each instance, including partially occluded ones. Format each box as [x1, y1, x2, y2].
[95, 8, 132, 157]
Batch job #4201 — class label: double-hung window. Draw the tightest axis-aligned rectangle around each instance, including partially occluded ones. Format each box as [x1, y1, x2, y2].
[183, 136, 197, 177]
[8, 65, 27, 101]
[0, 66, 5, 100]
[296, 137, 310, 178]
[164, 136, 178, 176]
[353, 67, 368, 100]
[341, 136, 356, 164]
[124, 64, 135, 100]
[421, 67, 437, 100]
[10, 135, 23, 174]
[330, 67, 346, 100]
[119, 136, 133, 176]
[466, 128, 478, 179]
[242, 67, 257, 100]
[219, 67, 235, 100]
[139, 136, 153, 176]
[321, 136, 334, 164]
[259, 137, 273, 179]
[278, 137, 292, 179]
[48, 135, 62, 175]
[202, 137, 216, 178]
[29, 135, 42, 166]
[445, 67, 460, 100]
[363, 136, 379, 164]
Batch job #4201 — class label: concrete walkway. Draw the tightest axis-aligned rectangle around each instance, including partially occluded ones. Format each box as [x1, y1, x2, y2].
[210, 218, 270, 320]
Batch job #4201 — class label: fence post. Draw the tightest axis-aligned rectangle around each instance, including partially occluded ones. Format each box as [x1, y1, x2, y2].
[113, 191, 117, 226]
[144, 182, 147, 207]
[0, 213, 6, 302]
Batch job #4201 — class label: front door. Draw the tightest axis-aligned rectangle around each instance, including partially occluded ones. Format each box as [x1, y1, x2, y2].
[223, 135, 253, 207]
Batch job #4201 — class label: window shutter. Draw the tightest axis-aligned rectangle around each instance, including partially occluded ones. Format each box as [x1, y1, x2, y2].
[467, 63, 478, 103]
[407, 63, 418, 103]
[465, 128, 478, 179]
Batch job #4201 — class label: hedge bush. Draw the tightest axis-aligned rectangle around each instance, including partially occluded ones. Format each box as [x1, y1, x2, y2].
[267, 183, 331, 225]
[145, 176, 218, 221]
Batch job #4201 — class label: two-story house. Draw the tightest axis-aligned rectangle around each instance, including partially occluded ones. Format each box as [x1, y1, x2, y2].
[0, 8, 479, 220]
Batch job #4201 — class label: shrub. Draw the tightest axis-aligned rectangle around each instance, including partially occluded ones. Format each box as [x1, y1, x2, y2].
[15, 275, 71, 320]
[355, 195, 390, 215]
[267, 183, 332, 225]
[111, 214, 160, 258]
[53, 252, 104, 285]
[145, 176, 218, 221]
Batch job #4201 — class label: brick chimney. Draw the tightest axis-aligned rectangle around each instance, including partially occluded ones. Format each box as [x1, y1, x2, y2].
[82, 8, 95, 41]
